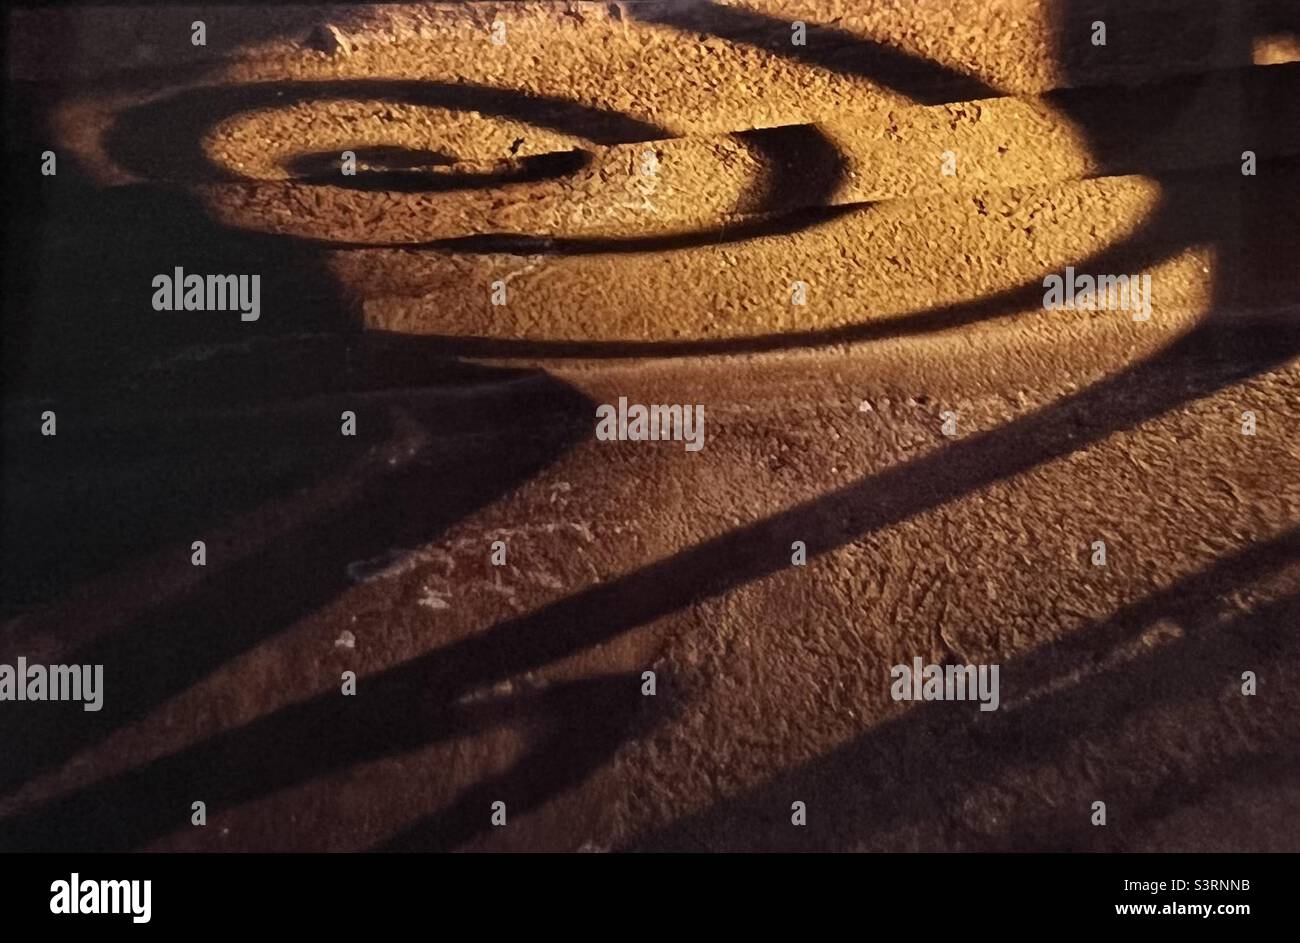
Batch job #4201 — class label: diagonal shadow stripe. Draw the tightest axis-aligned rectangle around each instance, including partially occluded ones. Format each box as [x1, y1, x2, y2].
[628, 0, 1001, 105]
[629, 571, 1300, 851]
[4, 284, 1294, 850]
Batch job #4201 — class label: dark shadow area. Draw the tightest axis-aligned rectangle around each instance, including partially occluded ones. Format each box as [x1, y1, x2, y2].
[0, 86, 596, 796]
[377, 671, 665, 852]
[0, 664, 670, 852]
[285, 146, 593, 194]
[285, 144, 455, 185]
[0, 88, 352, 608]
[0, 363, 594, 795]
[1, 125, 351, 402]
[1255, 0, 1300, 38]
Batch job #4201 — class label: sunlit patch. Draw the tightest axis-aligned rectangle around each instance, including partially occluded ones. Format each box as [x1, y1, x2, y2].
[344, 175, 1163, 346]
[1254, 33, 1300, 66]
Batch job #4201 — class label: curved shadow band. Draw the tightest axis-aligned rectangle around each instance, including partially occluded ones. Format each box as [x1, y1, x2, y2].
[106, 80, 851, 256]
[105, 79, 668, 184]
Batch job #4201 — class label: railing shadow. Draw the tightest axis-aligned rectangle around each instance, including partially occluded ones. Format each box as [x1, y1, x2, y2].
[3, 0, 1298, 851]
[625, 532, 1300, 850]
